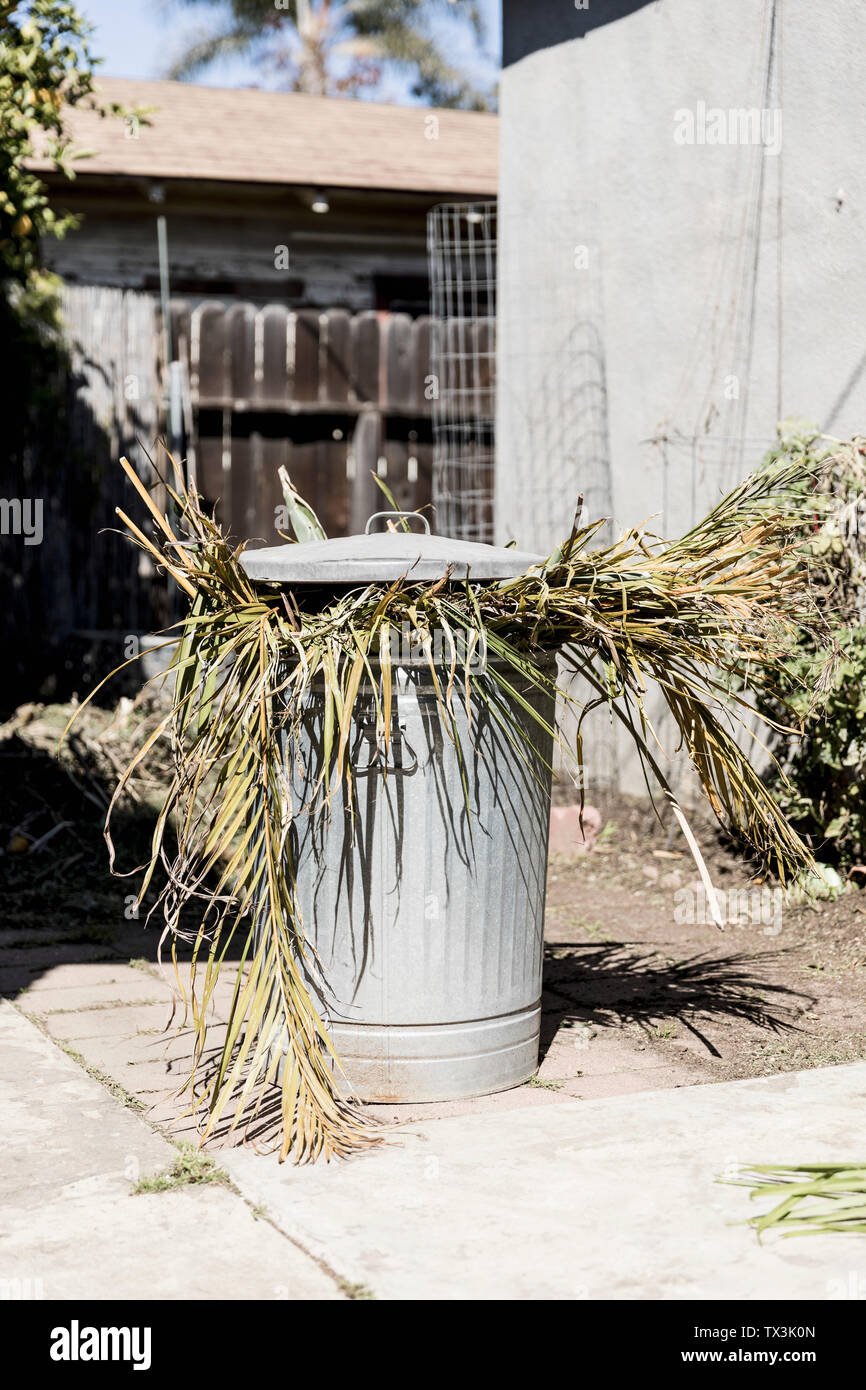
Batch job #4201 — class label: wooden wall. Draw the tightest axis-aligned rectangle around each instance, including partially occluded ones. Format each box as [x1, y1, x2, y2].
[171, 301, 437, 545]
[3, 283, 494, 701]
[0, 285, 170, 704]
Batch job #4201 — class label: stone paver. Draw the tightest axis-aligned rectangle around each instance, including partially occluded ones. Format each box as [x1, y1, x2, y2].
[0, 1001, 340, 1301]
[41, 1002, 180, 1042]
[2, 940, 726, 1147]
[222, 1060, 866, 1301]
[4, 949, 866, 1302]
[17, 975, 170, 1015]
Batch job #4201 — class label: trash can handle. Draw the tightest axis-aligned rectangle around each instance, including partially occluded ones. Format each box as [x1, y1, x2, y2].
[364, 510, 430, 535]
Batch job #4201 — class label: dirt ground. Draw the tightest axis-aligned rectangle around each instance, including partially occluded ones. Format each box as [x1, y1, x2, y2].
[2, 698, 865, 1132]
[543, 794, 866, 1086]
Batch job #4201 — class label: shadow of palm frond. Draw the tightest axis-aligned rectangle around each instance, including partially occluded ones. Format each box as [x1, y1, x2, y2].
[144, 944, 816, 1146]
[138, 1031, 286, 1153]
[155, 1036, 344, 1154]
[541, 944, 814, 1058]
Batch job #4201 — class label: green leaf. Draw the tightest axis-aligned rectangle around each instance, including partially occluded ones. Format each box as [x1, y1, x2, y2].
[277, 465, 327, 543]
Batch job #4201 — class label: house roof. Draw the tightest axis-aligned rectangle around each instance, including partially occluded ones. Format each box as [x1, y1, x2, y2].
[31, 78, 498, 196]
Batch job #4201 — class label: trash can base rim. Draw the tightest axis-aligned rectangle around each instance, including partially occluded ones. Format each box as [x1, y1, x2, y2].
[273, 1004, 542, 1103]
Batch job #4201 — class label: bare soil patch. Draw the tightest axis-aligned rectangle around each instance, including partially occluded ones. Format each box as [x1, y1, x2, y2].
[543, 792, 866, 1086]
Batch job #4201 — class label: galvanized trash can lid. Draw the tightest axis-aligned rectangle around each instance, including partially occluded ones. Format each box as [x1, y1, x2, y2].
[241, 511, 545, 584]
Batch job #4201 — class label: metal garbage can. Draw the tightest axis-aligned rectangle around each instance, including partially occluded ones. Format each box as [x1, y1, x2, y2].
[242, 513, 555, 1103]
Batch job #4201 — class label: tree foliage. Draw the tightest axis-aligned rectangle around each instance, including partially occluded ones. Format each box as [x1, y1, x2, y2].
[168, 0, 494, 109]
[759, 428, 866, 865]
[0, 0, 130, 296]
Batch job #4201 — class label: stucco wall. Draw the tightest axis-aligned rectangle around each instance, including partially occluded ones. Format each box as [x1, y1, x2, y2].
[496, 0, 866, 550]
[496, 0, 866, 795]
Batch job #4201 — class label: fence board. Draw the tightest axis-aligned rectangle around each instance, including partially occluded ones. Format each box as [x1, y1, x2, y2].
[351, 311, 380, 404]
[411, 316, 433, 409]
[322, 309, 352, 404]
[192, 302, 229, 400]
[198, 434, 226, 515]
[258, 304, 290, 403]
[385, 313, 413, 409]
[2, 285, 167, 697]
[349, 410, 383, 535]
[174, 300, 450, 546]
[228, 304, 256, 404]
[293, 311, 321, 402]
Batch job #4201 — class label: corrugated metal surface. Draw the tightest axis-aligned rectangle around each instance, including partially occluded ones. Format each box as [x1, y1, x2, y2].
[284, 660, 555, 1102]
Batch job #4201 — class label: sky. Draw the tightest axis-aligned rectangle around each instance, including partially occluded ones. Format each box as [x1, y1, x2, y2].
[75, 0, 501, 104]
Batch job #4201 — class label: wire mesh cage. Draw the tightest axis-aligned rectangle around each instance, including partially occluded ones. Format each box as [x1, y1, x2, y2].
[494, 200, 614, 555]
[427, 202, 497, 541]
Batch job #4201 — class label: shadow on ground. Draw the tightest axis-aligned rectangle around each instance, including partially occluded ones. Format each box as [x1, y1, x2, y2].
[540, 942, 814, 1061]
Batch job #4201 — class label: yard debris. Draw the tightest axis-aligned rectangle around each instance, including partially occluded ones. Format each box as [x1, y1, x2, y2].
[0, 693, 174, 936]
[725, 1163, 866, 1240]
[60, 443, 841, 1162]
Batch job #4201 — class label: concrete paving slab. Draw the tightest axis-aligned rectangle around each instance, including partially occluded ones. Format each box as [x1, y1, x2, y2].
[0, 944, 116, 977]
[1, 1004, 172, 1207]
[41, 1002, 179, 1041]
[17, 962, 165, 993]
[0, 1179, 342, 1301]
[18, 979, 169, 1015]
[48, 1027, 210, 1076]
[0, 1001, 340, 1301]
[222, 1061, 866, 1302]
[363, 1023, 708, 1124]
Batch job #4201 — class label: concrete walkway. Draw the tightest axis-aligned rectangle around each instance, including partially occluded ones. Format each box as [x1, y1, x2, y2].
[4, 982, 865, 1301]
[221, 1062, 866, 1301]
[0, 1001, 339, 1300]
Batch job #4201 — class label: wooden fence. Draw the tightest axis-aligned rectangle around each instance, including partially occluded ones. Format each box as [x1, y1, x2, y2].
[1, 285, 169, 703]
[3, 290, 494, 698]
[170, 302, 439, 547]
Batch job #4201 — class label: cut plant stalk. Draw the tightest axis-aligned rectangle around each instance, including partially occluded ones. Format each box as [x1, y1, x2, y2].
[69, 445, 836, 1161]
[724, 1163, 866, 1239]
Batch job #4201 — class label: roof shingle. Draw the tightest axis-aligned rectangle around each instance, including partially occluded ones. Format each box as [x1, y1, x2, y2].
[30, 78, 498, 195]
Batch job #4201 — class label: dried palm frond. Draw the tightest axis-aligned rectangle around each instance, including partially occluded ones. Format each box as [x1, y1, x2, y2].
[69, 444, 835, 1161]
[724, 1163, 866, 1239]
